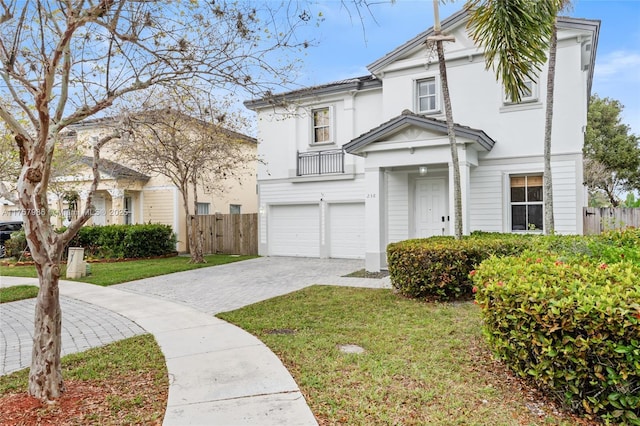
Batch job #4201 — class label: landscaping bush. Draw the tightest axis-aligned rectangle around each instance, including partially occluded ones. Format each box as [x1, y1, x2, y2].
[387, 234, 534, 301]
[473, 253, 640, 424]
[531, 228, 640, 265]
[69, 224, 176, 259]
[4, 230, 28, 258]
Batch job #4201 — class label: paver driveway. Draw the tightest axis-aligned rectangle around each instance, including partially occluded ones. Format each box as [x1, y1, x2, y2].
[114, 256, 390, 314]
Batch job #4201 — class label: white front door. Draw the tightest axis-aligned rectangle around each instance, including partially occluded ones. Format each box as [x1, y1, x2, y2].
[92, 195, 106, 226]
[415, 178, 447, 237]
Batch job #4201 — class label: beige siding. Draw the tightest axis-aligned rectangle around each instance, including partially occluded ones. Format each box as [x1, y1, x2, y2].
[142, 189, 174, 227]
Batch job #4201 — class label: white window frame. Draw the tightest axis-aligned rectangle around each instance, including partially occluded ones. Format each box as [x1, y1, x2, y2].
[230, 204, 241, 214]
[509, 174, 544, 233]
[310, 106, 334, 145]
[416, 77, 440, 114]
[503, 77, 538, 105]
[196, 202, 210, 215]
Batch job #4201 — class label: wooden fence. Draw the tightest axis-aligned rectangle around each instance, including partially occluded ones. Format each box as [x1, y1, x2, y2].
[583, 207, 640, 235]
[197, 213, 258, 255]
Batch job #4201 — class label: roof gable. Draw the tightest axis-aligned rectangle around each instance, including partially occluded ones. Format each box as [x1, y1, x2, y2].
[367, 9, 468, 74]
[367, 9, 600, 97]
[344, 110, 495, 154]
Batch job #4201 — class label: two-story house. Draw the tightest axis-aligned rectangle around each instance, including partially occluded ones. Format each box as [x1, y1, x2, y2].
[47, 117, 258, 252]
[245, 9, 600, 271]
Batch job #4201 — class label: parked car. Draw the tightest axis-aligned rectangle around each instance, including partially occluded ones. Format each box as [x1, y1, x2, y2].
[0, 221, 23, 258]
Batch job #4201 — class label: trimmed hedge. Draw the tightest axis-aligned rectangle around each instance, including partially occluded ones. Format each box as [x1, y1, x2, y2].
[69, 224, 176, 259]
[4, 230, 28, 258]
[473, 253, 640, 424]
[387, 234, 534, 301]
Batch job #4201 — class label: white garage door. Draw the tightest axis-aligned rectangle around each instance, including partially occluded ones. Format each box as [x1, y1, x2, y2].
[269, 204, 319, 257]
[329, 203, 365, 259]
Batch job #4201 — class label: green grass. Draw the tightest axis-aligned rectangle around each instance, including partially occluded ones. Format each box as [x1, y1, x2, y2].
[0, 334, 168, 424]
[218, 285, 584, 425]
[0, 285, 39, 303]
[0, 254, 257, 286]
[0, 334, 166, 393]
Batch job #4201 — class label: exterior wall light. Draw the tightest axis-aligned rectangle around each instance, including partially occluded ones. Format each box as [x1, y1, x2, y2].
[419, 166, 428, 176]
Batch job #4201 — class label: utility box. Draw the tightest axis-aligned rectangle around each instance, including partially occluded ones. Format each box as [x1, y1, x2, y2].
[66, 247, 87, 279]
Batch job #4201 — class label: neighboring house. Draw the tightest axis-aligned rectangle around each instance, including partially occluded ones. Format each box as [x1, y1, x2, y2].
[48, 117, 257, 252]
[245, 10, 600, 271]
[0, 197, 18, 222]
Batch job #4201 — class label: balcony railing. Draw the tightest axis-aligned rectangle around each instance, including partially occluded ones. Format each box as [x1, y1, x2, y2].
[297, 148, 344, 176]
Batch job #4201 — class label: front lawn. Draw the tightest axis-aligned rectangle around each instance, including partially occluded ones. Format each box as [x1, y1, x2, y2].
[0, 254, 257, 286]
[0, 334, 167, 425]
[218, 285, 594, 425]
[0, 285, 39, 303]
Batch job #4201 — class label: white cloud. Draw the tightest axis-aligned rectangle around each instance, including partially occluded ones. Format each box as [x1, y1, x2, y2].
[595, 50, 640, 80]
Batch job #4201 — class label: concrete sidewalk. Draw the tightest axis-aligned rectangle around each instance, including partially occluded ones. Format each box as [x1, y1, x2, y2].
[1, 257, 392, 425]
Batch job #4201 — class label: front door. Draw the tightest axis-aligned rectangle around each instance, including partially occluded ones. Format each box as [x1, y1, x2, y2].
[92, 195, 106, 226]
[415, 178, 447, 237]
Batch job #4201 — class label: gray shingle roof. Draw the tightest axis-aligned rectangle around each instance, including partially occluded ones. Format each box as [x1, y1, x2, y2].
[80, 156, 150, 182]
[244, 75, 381, 110]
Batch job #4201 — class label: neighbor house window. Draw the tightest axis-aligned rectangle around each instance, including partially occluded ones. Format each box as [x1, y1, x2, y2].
[197, 202, 210, 215]
[504, 78, 538, 104]
[510, 175, 543, 231]
[417, 78, 439, 113]
[312, 107, 332, 144]
[230, 204, 241, 214]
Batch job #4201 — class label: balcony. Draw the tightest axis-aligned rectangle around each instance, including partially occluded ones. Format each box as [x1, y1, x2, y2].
[297, 149, 344, 176]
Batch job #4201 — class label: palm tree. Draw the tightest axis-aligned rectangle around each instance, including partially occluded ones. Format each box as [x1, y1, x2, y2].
[466, 0, 565, 235]
[429, 0, 463, 239]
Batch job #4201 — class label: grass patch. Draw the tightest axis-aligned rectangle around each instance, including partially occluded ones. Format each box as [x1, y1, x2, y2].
[218, 286, 593, 425]
[0, 285, 39, 303]
[0, 254, 257, 286]
[0, 334, 167, 425]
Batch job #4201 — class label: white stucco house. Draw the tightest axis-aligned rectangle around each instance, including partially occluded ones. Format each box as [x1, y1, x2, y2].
[245, 10, 600, 271]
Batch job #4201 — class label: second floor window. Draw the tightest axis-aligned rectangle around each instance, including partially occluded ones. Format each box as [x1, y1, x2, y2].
[197, 202, 210, 215]
[504, 78, 538, 104]
[312, 107, 332, 144]
[417, 78, 438, 114]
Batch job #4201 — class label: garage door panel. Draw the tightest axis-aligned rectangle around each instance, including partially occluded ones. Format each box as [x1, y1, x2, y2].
[269, 205, 319, 257]
[329, 203, 365, 259]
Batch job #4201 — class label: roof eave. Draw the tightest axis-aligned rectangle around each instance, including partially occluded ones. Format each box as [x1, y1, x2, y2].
[367, 8, 469, 75]
[244, 78, 382, 111]
[557, 17, 600, 101]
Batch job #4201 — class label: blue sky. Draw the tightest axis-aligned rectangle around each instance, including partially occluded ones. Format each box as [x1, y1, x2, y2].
[292, 0, 640, 135]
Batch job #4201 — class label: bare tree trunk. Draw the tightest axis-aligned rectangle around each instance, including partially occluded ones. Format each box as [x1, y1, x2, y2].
[543, 22, 557, 235]
[29, 261, 64, 400]
[436, 40, 463, 239]
[17, 148, 66, 400]
[189, 179, 205, 264]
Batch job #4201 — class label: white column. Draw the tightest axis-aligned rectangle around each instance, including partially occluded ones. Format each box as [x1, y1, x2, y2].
[365, 167, 386, 272]
[461, 161, 471, 235]
[448, 149, 472, 236]
[107, 188, 125, 225]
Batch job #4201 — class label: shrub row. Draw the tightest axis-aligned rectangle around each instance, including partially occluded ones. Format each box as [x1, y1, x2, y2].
[4, 230, 27, 258]
[386, 233, 534, 301]
[472, 252, 640, 425]
[69, 224, 177, 259]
